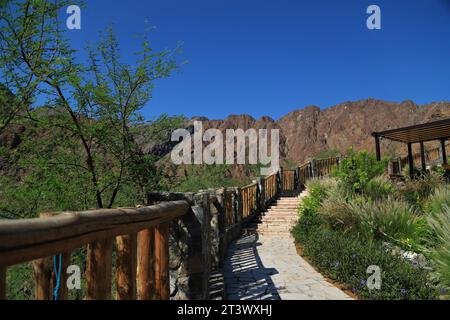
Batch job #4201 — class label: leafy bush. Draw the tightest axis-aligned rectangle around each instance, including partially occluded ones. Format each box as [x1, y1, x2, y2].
[292, 225, 438, 300]
[358, 199, 430, 252]
[395, 173, 444, 210]
[6, 264, 34, 300]
[318, 193, 429, 252]
[295, 181, 328, 237]
[427, 205, 450, 292]
[319, 192, 362, 233]
[294, 157, 447, 299]
[425, 185, 450, 216]
[306, 178, 338, 200]
[363, 175, 395, 201]
[333, 150, 387, 193]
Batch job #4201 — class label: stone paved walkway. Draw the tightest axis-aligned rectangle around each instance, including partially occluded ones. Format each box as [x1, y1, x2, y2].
[224, 192, 352, 300]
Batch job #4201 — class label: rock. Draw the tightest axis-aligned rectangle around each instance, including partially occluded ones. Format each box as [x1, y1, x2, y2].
[170, 271, 178, 297]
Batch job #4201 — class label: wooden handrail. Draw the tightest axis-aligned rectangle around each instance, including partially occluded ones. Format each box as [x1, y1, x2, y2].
[241, 182, 258, 190]
[1, 158, 343, 300]
[0, 201, 189, 268]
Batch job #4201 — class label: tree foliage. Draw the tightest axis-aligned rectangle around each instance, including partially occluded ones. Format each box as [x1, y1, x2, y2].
[0, 0, 183, 216]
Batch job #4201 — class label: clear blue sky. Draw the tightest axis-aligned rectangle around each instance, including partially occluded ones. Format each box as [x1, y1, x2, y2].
[67, 0, 450, 120]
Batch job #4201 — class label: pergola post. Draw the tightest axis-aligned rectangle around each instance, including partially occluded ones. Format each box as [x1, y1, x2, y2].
[407, 143, 414, 178]
[420, 142, 426, 172]
[441, 139, 448, 165]
[374, 134, 381, 161]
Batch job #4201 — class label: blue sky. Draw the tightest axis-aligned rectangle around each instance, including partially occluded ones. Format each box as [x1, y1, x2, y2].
[67, 0, 450, 120]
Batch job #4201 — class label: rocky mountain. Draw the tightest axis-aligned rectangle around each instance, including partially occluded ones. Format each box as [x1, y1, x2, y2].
[2, 99, 450, 176]
[190, 99, 450, 165]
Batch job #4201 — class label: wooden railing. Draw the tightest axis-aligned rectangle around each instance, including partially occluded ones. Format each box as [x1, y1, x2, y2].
[221, 159, 340, 229]
[241, 183, 258, 220]
[315, 157, 340, 177]
[0, 201, 189, 300]
[0, 156, 341, 300]
[298, 161, 313, 183]
[282, 170, 296, 191]
[262, 173, 277, 203]
[298, 156, 341, 187]
[223, 189, 236, 227]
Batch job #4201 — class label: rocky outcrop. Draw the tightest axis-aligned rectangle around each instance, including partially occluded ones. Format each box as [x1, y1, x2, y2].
[192, 99, 450, 165]
[2, 99, 450, 178]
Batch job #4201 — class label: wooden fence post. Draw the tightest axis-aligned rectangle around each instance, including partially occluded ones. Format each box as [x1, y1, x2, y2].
[32, 257, 52, 300]
[257, 177, 265, 210]
[86, 238, 113, 300]
[0, 267, 5, 300]
[311, 159, 317, 178]
[32, 212, 70, 300]
[154, 222, 170, 300]
[236, 188, 243, 224]
[137, 228, 156, 300]
[116, 233, 137, 300]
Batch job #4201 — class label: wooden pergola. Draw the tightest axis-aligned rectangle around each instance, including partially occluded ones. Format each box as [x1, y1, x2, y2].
[372, 118, 450, 178]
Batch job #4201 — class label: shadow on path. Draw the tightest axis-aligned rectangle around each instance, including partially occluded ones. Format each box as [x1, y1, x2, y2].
[223, 232, 281, 300]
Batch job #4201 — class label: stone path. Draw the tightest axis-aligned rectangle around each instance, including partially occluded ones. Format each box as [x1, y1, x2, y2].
[224, 191, 352, 300]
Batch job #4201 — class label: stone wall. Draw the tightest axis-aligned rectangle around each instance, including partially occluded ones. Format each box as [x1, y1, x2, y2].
[148, 188, 245, 300]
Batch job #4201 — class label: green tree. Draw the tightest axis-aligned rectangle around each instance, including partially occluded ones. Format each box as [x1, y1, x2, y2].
[0, 0, 180, 211]
[334, 149, 387, 193]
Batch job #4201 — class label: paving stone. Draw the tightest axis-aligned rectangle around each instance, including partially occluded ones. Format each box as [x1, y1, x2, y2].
[224, 191, 352, 301]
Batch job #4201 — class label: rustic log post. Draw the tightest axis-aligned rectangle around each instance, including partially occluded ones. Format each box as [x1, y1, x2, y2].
[32, 212, 70, 300]
[137, 228, 156, 300]
[374, 134, 381, 161]
[257, 177, 265, 210]
[85, 238, 113, 300]
[218, 189, 227, 266]
[32, 257, 52, 300]
[407, 143, 414, 178]
[420, 142, 427, 172]
[115, 233, 137, 300]
[441, 139, 448, 165]
[235, 188, 243, 225]
[154, 222, 170, 300]
[0, 267, 5, 300]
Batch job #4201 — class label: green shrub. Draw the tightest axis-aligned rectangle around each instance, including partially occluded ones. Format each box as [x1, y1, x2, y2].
[319, 192, 362, 233]
[427, 206, 450, 292]
[306, 178, 338, 200]
[333, 150, 387, 194]
[425, 185, 450, 216]
[358, 199, 430, 252]
[363, 175, 395, 201]
[395, 173, 445, 210]
[6, 263, 34, 300]
[296, 184, 326, 237]
[292, 225, 438, 300]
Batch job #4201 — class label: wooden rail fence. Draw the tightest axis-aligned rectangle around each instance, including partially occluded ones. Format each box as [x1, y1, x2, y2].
[0, 157, 340, 300]
[0, 201, 189, 300]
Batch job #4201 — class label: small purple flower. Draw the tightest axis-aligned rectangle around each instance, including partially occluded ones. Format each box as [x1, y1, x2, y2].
[352, 288, 357, 293]
[400, 288, 408, 295]
[360, 279, 366, 287]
